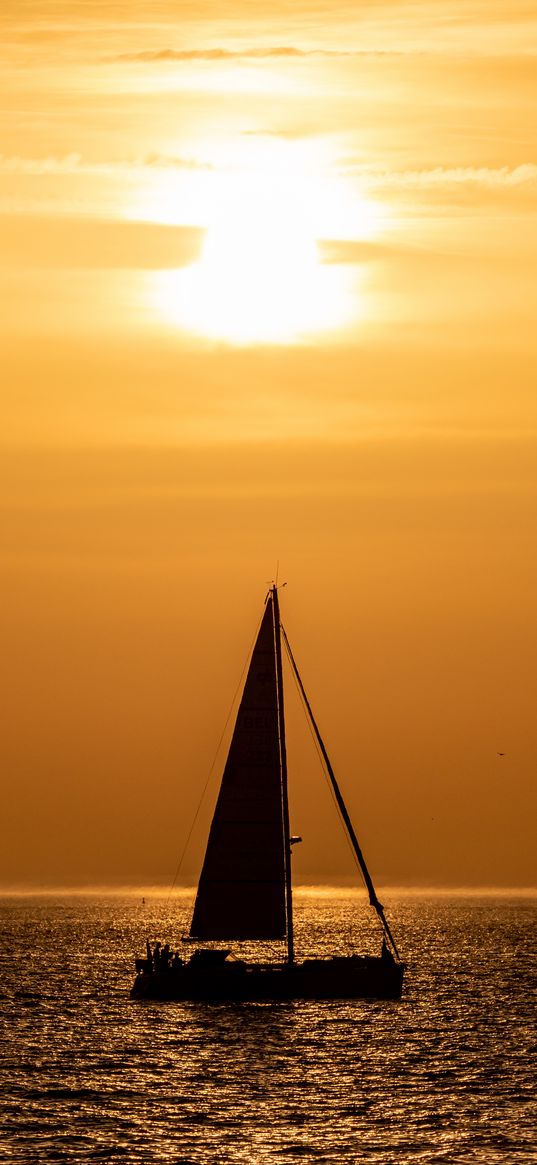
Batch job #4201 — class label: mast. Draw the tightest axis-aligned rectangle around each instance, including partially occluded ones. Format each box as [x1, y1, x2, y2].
[272, 586, 294, 965]
[281, 624, 401, 961]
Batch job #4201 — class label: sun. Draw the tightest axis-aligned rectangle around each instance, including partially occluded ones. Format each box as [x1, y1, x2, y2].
[139, 138, 381, 344]
[150, 186, 354, 344]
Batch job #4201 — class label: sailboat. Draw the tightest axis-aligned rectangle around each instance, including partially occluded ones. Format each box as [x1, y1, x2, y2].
[131, 586, 404, 1001]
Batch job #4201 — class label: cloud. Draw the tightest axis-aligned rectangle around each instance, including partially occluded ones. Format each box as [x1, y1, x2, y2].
[121, 47, 306, 61]
[0, 216, 204, 270]
[239, 127, 320, 141]
[0, 153, 212, 176]
[358, 164, 537, 190]
[316, 239, 458, 265]
[116, 46, 403, 63]
[318, 240, 390, 265]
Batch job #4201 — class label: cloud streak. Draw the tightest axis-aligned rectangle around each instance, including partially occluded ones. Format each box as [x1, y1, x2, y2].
[0, 216, 204, 270]
[0, 153, 212, 176]
[4, 154, 534, 190]
[358, 164, 537, 190]
[116, 46, 404, 62]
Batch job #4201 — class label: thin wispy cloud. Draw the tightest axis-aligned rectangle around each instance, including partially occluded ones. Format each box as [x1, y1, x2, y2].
[7, 153, 534, 187]
[358, 164, 537, 190]
[0, 153, 212, 175]
[116, 46, 404, 62]
[318, 240, 426, 265]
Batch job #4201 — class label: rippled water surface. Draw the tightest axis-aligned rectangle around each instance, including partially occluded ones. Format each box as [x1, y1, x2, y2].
[1, 892, 535, 1163]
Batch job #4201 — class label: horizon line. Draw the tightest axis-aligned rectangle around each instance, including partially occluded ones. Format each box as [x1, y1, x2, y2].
[0, 883, 535, 898]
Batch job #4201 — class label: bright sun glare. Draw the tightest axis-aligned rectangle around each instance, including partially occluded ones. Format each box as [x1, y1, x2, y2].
[144, 142, 376, 344]
[152, 193, 352, 343]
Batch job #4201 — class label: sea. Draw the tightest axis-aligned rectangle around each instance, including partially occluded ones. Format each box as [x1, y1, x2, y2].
[1, 890, 535, 1165]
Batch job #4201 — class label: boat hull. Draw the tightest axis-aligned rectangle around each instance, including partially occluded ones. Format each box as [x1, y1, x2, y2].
[131, 955, 404, 1002]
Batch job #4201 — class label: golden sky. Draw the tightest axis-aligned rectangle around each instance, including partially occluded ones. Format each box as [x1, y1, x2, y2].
[1, 1, 536, 889]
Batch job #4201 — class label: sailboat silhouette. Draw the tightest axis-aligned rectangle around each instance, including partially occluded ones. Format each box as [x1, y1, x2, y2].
[131, 586, 404, 1001]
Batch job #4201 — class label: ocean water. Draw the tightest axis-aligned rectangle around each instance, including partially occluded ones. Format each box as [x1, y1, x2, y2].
[0, 891, 535, 1164]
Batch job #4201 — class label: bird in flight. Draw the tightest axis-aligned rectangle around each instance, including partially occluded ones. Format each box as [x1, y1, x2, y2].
[497, 752, 505, 757]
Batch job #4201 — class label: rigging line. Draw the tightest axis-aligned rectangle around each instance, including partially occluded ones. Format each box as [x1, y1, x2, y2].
[281, 622, 401, 960]
[283, 633, 369, 890]
[166, 609, 265, 903]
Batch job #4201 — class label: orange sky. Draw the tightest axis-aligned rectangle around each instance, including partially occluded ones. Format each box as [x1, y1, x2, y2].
[1, 1, 536, 889]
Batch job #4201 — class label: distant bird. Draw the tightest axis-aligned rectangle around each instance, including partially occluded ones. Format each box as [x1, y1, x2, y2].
[497, 752, 505, 758]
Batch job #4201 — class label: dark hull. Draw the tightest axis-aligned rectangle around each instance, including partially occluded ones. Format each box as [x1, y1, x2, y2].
[131, 955, 404, 1002]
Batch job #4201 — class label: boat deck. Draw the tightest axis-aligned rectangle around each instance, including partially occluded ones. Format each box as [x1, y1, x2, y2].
[131, 951, 404, 1001]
